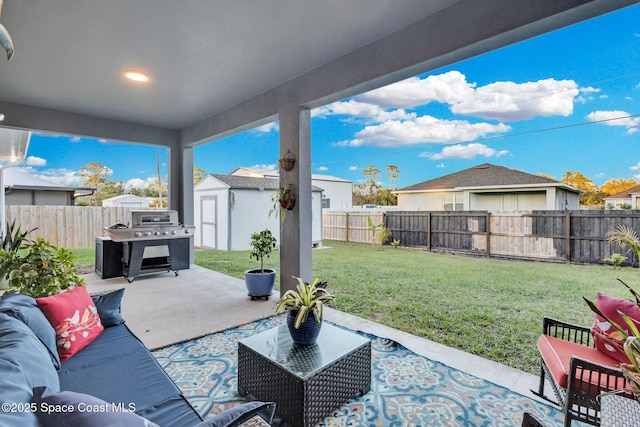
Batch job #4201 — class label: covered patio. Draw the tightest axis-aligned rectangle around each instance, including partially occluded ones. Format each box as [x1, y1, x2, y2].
[1, 0, 637, 294]
[83, 266, 546, 422]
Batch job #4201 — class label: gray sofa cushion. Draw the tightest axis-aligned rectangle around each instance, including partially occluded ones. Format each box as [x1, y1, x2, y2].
[32, 386, 159, 427]
[0, 312, 60, 427]
[0, 293, 60, 368]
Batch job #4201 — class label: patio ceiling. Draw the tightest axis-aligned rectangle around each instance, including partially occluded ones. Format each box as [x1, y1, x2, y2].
[0, 0, 637, 147]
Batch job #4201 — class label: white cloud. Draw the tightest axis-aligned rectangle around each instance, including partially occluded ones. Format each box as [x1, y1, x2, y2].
[346, 116, 510, 148]
[33, 168, 84, 186]
[254, 122, 279, 133]
[249, 163, 277, 171]
[631, 161, 640, 171]
[353, 71, 580, 121]
[356, 71, 473, 109]
[429, 143, 509, 160]
[24, 156, 47, 166]
[126, 177, 156, 189]
[317, 166, 328, 172]
[349, 166, 358, 171]
[451, 78, 578, 121]
[318, 100, 415, 122]
[586, 110, 640, 134]
[436, 163, 445, 168]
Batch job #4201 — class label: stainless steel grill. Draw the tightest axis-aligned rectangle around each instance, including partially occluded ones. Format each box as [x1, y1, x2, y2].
[104, 210, 195, 282]
[105, 210, 195, 242]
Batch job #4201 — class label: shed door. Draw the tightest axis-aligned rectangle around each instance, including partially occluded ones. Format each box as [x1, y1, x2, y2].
[200, 196, 217, 249]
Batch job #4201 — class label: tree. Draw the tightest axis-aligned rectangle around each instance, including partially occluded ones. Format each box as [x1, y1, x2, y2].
[78, 162, 113, 206]
[194, 167, 207, 184]
[601, 178, 638, 196]
[386, 165, 399, 190]
[562, 171, 598, 205]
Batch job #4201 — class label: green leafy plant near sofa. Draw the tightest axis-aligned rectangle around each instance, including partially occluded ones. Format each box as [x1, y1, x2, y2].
[0, 238, 85, 298]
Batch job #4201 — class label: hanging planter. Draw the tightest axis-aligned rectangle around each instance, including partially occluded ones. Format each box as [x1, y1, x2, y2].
[269, 186, 296, 223]
[278, 150, 296, 171]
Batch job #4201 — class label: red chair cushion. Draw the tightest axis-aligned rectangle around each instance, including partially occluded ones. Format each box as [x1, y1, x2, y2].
[537, 334, 620, 389]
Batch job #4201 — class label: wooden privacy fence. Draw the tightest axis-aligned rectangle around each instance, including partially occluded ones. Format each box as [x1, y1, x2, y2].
[324, 209, 640, 266]
[5, 205, 132, 249]
[322, 211, 384, 244]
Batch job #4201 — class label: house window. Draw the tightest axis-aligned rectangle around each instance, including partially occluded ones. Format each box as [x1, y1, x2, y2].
[443, 194, 463, 211]
[322, 198, 330, 209]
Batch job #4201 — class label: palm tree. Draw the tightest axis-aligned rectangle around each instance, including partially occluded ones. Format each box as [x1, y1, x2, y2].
[607, 225, 640, 272]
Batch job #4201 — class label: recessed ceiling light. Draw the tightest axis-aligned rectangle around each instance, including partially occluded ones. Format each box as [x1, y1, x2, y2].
[124, 70, 149, 82]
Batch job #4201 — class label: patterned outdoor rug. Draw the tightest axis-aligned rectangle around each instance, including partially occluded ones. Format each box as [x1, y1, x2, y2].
[152, 316, 566, 426]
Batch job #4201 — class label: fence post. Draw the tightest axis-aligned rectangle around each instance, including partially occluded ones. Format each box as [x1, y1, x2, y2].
[427, 212, 431, 251]
[345, 212, 349, 243]
[565, 212, 571, 263]
[486, 212, 491, 257]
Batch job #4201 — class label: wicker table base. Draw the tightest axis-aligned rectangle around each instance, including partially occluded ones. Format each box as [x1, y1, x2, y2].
[600, 394, 640, 427]
[238, 323, 371, 427]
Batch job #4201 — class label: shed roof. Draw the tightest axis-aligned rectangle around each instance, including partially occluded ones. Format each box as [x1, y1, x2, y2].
[396, 163, 578, 193]
[208, 174, 323, 192]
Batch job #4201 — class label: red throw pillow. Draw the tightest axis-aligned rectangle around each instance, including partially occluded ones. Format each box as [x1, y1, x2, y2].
[591, 293, 640, 364]
[36, 286, 104, 363]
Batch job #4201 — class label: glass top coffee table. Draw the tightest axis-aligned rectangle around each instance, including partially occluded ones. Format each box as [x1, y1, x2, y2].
[237, 322, 371, 427]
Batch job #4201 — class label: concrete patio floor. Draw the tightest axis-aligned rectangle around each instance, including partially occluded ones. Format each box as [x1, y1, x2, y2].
[83, 264, 547, 405]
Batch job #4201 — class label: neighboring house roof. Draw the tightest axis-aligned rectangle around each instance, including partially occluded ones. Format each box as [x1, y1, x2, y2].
[395, 163, 580, 193]
[605, 184, 640, 200]
[3, 168, 95, 194]
[204, 174, 323, 192]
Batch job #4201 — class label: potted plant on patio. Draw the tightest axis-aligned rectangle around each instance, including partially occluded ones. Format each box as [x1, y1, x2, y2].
[244, 229, 278, 300]
[0, 237, 85, 298]
[275, 276, 335, 345]
[0, 219, 37, 290]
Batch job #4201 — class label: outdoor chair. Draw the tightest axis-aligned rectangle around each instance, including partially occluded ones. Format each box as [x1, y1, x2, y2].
[533, 317, 630, 427]
[521, 412, 547, 427]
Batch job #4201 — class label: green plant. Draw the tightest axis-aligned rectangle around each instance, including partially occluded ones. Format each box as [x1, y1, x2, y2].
[1, 238, 85, 298]
[602, 253, 627, 269]
[269, 186, 295, 223]
[584, 279, 640, 374]
[275, 277, 335, 328]
[249, 229, 277, 274]
[367, 216, 389, 249]
[607, 225, 640, 272]
[390, 238, 400, 248]
[0, 219, 37, 252]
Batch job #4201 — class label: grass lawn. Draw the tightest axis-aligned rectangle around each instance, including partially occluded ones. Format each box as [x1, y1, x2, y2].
[194, 240, 640, 374]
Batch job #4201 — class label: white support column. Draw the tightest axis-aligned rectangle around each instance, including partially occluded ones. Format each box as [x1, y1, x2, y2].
[278, 104, 312, 295]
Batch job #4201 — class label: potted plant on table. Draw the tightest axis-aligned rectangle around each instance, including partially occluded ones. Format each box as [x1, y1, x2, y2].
[275, 276, 335, 345]
[244, 229, 278, 300]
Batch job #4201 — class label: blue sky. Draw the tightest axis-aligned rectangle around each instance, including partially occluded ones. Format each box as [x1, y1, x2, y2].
[22, 4, 640, 190]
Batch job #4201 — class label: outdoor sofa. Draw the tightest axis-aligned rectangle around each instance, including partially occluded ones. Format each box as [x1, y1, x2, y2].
[534, 296, 636, 427]
[0, 287, 275, 427]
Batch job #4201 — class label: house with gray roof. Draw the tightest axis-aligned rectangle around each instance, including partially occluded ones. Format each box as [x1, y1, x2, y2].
[604, 184, 640, 210]
[193, 174, 323, 250]
[393, 163, 581, 211]
[3, 168, 94, 206]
